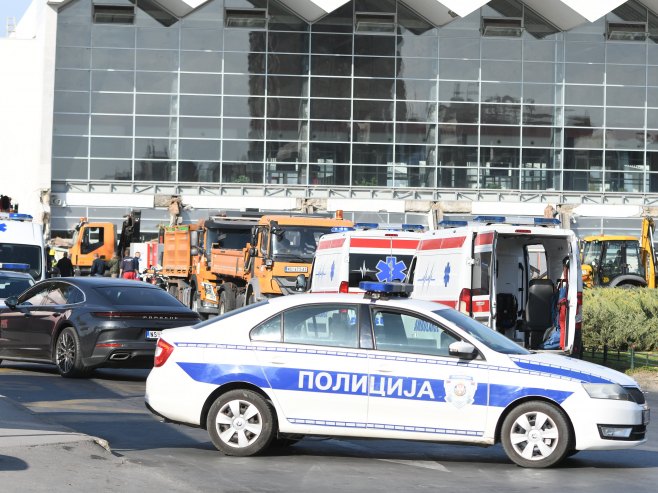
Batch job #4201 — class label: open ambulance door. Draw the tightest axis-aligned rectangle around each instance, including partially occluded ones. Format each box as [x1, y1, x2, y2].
[564, 235, 584, 355]
[470, 230, 497, 328]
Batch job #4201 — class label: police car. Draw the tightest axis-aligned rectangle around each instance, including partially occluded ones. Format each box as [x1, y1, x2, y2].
[145, 282, 649, 468]
[0, 263, 34, 302]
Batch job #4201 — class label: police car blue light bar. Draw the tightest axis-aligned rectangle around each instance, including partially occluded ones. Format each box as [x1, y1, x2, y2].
[473, 215, 561, 226]
[330, 226, 355, 233]
[0, 212, 33, 221]
[0, 262, 31, 272]
[438, 220, 468, 228]
[359, 281, 413, 296]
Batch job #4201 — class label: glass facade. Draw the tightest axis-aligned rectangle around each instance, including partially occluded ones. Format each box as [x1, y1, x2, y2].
[51, 0, 658, 194]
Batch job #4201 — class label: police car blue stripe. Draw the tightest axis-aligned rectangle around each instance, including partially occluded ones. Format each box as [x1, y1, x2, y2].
[287, 418, 483, 437]
[510, 359, 612, 384]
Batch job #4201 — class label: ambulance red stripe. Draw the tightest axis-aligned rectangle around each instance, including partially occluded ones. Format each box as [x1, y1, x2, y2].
[349, 238, 419, 249]
[475, 233, 494, 246]
[316, 238, 346, 250]
[418, 236, 466, 251]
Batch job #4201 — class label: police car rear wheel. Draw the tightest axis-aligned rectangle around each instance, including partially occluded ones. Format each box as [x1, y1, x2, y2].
[207, 389, 275, 456]
[501, 401, 571, 468]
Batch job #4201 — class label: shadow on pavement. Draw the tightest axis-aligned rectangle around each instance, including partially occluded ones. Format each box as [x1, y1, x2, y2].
[0, 454, 28, 471]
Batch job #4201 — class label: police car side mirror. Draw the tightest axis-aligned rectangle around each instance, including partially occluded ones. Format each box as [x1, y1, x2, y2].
[295, 274, 307, 292]
[448, 341, 478, 360]
[4, 296, 18, 310]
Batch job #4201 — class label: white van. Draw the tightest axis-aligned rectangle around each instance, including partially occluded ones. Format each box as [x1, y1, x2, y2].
[0, 213, 47, 281]
[408, 216, 583, 355]
[310, 225, 424, 294]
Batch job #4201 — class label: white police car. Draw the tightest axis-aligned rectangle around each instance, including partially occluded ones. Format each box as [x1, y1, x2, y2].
[145, 282, 649, 468]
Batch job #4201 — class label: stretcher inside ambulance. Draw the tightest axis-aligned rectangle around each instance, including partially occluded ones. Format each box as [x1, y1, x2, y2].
[408, 217, 583, 355]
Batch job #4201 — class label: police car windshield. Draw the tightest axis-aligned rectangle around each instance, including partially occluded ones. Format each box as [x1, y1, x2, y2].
[0, 278, 33, 299]
[436, 309, 530, 355]
[0, 243, 42, 281]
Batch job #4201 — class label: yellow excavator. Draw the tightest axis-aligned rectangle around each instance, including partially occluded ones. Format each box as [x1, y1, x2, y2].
[581, 217, 656, 288]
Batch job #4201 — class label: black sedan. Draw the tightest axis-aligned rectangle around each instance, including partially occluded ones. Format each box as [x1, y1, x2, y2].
[0, 277, 200, 377]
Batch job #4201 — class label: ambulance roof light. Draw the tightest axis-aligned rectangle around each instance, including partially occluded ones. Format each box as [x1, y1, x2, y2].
[0, 212, 33, 222]
[401, 224, 425, 231]
[355, 223, 379, 230]
[0, 262, 31, 272]
[359, 281, 413, 300]
[438, 220, 468, 228]
[473, 215, 506, 224]
[473, 215, 561, 227]
[331, 226, 355, 233]
[533, 217, 561, 226]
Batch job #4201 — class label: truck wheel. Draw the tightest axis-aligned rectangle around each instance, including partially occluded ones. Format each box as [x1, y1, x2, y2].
[248, 293, 257, 305]
[235, 293, 246, 308]
[219, 290, 236, 314]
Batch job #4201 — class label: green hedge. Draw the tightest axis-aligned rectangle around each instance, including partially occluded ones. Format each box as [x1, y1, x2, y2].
[583, 288, 658, 351]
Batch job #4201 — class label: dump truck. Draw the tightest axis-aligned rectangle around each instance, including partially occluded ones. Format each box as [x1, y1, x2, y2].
[581, 217, 656, 288]
[68, 211, 141, 275]
[160, 212, 353, 318]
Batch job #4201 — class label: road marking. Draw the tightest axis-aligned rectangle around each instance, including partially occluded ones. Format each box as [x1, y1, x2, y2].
[27, 399, 143, 414]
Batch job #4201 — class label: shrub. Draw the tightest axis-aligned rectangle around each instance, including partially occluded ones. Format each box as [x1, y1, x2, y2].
[583, 288, 658, 351]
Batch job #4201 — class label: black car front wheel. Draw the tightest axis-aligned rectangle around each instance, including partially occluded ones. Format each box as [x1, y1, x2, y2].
[55, 327, 90, 378]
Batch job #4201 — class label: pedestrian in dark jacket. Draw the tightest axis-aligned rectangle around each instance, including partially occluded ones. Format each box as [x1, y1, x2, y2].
[90, 253, 107, 276]
[56, 252, 74, 277]
[120, 249, 138, 280]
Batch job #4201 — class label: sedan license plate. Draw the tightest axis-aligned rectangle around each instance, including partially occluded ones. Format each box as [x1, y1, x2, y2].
[145, 330, 162, 340]
[643, 409, 650, 425]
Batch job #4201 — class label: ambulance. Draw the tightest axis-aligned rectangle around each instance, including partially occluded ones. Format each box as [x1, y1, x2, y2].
[309, 224, 424, 294]
[0, 213, 47, 282]
[408, 216, 583, 355]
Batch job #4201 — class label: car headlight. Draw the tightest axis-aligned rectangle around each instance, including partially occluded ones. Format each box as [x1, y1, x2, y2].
[582, 383, 632, 401]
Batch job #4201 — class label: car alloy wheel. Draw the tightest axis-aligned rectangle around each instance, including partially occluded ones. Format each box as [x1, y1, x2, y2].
[501, 401, 572, 468]
[207, 389, 274, 456]
[55, 327, 89, 378]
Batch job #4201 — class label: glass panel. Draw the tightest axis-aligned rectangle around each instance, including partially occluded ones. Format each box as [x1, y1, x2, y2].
[265, 162, 305, 184]
[136, 50, 178, 71]
[565, 63, 604, 84]
[91, 48, 135, 70]
[222, 140, 264, 161]
[354, 79, 395, 99]
[90, 159, 131, 180]
[606, 87, 646, 108]
[178, 161, 220, 183]
[482, 38, 521, 60]
[396, 101, 437, 122]
[179, 117, 221, 139]
[90, 115, 132, 136]
[222, 163, 264, 184]
[267, 120, 307, 141]
[354, 57, 395, 77]
[565, 43, 605, 63]
[179, 139, 221, 160]
[606, 129, 646, 149]
[522, 84, 556, 105]
[607, 64, 647, 86]
[481, 126, 520, 147]
[438, 124, 478, 145]
[224, 74, 265, 96]
[136, 28, 179, 49]
[56, 69, 90, 91]
[522, 127, 556, 147]
[268, 54, 307, 75]
[311, 55, 352, 76]
[310, 99, 351, 120]
[54, 114, 90, 135]
[222, 118, 264, 140]
[179, 73, 221, 94]
[396, 123, 435, 144]
[397, 35, 437, 59]
[395, 145, 434, 166]
[180, 51, 223, 72]
[440, 37, 479, 59]
[181, 29, 222, 51]
[481, 61, 522, 82]
[353, 122, 394, 142]
[310, 121, 350, 141]
[90, 137, 132, 158]
[482, 83, 521, 103]
[269, 76, 308, 97]
[135, 94, 177, 115]
[354, 100, 394, 121]
[56, 47, 91, 69]
[268, 32, 309, 53]
[179, 95, 221, 117]
[481, 104, 520, 125]
[311, 77, 351, 98]
[267, 98, 306, 119]
[135, 116, 175, 137]
[605, 150, 644, 171]
[397, 79, 437, 101]
[397, 57, 438, 79]
[606, 107, 645, 128]
[480, 152, 520, 189]
[564, 127, 603, 148]
[439, 103, 478, 123]
[309, 143, 350, 164]
[52, 136, 88, 157]
[134, 161, 176, 181]
[136, 72, 178, 93]
[352, 165, 389, 186]
[352, 144, 393, 164]
[605, 172, 643, 193]
[311, 34, 352, 54]
[606, 43, 646, 65]
[523, 106, 556, 125]
[439, 59, 479, 80]
[355, 35, 396, 56]
[59, 25, 92, 47]
[438, 146, 478, 166]
[223, 97, 265, 118]
[52, 158, 88, 180]
[265, 142, 306, 163]
[523, 62, 558, 83]
[224, 52, 266, 73]
[309, 163, 350, 185]
[565, 85, 604, 106]
[439, 81, 479, 102]
[91, 70, 133, 92]
[224, 30, 266, 51]
[649, 109, 658, 128]
[523, 41, 557, 62]
[565, 106, 603, 127]
[54, 91, 90, 113]
[91, 93, 134, 114]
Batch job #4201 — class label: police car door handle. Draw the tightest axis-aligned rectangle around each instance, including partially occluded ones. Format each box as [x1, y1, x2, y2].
[374, 365, 394, 373]
[268, 357, 287, 365]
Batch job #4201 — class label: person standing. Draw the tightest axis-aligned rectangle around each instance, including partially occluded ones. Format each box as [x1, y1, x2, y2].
[90, 253, 107, 276]
[168, 195, 182, 226]
[133, 251, 143, 279]
[56, 252, 74, 277]
[107, 253, 120, 278]
[120, 249, 137, 280]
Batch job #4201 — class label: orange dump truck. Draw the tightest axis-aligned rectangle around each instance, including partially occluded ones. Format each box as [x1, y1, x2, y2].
[161, 212, 352, 318]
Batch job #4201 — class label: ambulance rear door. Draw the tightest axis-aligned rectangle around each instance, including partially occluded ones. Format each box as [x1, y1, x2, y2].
[471, 229, 498, 328]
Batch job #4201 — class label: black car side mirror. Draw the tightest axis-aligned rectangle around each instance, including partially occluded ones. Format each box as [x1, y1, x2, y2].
[4, 296, 18, 310]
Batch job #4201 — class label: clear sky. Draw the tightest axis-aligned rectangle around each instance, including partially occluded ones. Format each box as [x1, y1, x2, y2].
[1, 0, 34, 36]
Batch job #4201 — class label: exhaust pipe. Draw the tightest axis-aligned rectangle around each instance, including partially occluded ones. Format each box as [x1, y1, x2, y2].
[109, 352, 131, 361]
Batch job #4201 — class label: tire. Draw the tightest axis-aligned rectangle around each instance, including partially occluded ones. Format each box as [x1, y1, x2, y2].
[501, 401, 572, 468]
[207, 389, 275, 457]
[235, 293, 246, 309]
[54, 327, 89, 378]
[270, 435, 303, 449]
[191, 289, 200, 311]
[219, 289, 236, 315]
[247, 291, 257, 305]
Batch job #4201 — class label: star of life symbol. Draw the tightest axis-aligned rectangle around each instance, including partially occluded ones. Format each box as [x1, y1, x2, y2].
[0, 223, 6, 233]
[375, 256, 407, 282]
[443, 262, 451, 287]
[444, 375, 477, 409]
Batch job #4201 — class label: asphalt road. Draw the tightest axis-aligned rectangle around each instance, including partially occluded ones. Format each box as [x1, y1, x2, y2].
[1, 362, 657, 493]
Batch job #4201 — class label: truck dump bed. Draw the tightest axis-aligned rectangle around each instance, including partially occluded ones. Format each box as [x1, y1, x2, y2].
[162, 226, 192, 277]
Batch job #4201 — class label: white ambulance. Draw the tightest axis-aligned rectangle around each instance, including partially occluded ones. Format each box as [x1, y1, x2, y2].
[408, 216, 583, 355]
[0, 213, 47, 281]
[310, 224, 424, 294]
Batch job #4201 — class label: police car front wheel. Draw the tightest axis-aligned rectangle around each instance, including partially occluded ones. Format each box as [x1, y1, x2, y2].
[501, 401, 572, 468]
[207, 389, 275, 456]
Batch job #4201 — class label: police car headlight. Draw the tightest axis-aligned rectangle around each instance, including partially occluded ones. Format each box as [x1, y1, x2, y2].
[583, 383, 632, 401]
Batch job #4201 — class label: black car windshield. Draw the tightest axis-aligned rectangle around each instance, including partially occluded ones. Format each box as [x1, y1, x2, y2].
[94, 286, 185, 307]
[0, 278, 33, 299]
[436, 309, 530, 355]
